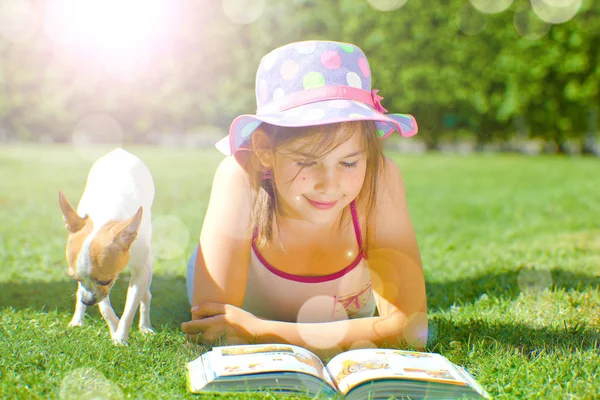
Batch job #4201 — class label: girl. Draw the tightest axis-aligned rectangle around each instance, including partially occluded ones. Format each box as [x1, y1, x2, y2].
[181, 40, 427, 357]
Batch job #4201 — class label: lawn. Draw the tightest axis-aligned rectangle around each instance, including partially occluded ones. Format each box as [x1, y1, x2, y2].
[0, 144, 598, 399]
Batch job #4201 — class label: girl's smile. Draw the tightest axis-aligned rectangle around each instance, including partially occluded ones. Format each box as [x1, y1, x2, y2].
[304, 197, 338, 210]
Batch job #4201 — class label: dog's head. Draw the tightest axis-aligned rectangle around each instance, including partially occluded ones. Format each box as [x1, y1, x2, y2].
[58, 190, 143, 306]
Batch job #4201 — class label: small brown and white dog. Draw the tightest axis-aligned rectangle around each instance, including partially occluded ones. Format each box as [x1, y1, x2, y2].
[58, 148, 155, 345]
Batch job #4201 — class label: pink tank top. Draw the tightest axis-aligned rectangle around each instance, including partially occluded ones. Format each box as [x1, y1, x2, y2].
[242, 201, 376, 323]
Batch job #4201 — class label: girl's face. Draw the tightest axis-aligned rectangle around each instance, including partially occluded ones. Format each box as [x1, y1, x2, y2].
[272, 127, 367, 225]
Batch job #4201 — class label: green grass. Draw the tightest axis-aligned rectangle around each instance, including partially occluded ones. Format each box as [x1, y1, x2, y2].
[1, 144, 599, 399]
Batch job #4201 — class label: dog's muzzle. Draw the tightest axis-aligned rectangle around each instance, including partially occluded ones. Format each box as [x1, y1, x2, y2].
[81, 292, 100, 307]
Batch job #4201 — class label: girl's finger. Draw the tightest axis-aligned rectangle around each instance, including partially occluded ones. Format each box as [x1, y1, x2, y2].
[181, 320, 204, 333]
[191, 302, 227, 319]
[181, 315, 224, 333]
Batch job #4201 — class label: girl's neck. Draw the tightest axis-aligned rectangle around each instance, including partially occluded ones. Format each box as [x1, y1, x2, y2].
[273, 207, 351, 247]
[277, 213, 339, 232]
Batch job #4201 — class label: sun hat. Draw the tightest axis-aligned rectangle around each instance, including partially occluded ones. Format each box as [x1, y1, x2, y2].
[215, 40, 418, 159]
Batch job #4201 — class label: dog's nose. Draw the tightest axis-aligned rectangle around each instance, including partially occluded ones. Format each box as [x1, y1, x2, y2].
[82, 298, 97, 306]
[81, 293, 98, 306]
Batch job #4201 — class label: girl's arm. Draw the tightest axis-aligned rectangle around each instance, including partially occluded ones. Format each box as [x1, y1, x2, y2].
[191, 156, 254, 308]
[187, 302, 408, 359]
[366, 156, 428, 346]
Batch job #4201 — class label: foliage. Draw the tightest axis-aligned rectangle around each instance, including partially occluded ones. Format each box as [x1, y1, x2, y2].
[0, 0, 598, 153]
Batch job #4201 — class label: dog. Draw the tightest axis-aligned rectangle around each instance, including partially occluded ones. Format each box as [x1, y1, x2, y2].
[58, 148, 155, 345]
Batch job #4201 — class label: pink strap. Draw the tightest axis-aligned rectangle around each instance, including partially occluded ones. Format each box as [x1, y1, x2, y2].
[349, 200, 364, 256]
[258, 86, 388, 114]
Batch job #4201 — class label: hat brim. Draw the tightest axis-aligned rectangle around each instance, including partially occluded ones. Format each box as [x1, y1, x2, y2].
[216, 99, 418, 156]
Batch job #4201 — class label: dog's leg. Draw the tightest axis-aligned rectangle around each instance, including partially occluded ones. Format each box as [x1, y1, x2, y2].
[138, 286, 154, 334]
[111, 262, 151, 345]
[68, 282, 87, 327]
[138, 253, 154, 334]
[98, 296, 120, 335]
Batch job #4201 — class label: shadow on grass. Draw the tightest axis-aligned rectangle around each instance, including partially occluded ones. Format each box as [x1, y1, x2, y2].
[1, 268, 598, 353]
[427, 268, 600, 310]
[426, 268, 600, 353]
[429, 317, 600, 354]
[0, 274, 191, 330]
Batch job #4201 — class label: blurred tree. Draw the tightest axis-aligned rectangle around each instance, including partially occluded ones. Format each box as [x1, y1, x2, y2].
[0, 0, 596, 155]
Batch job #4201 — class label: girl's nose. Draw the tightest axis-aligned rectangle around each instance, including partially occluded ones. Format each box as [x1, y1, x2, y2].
[314, 167, 340, 194]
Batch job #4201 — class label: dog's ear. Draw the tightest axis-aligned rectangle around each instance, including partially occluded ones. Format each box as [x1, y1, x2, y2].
[58, 190, 87, 233]
[111, 206, 143, 251]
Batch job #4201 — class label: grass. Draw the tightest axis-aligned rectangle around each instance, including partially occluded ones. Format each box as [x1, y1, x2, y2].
[0, 144, 598, 399]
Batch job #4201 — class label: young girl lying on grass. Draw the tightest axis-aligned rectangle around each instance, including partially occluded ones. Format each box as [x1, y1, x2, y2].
[181, 40, 427, 357]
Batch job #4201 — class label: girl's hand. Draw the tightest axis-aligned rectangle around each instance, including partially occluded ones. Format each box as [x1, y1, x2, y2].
[181, 303, 259, 346]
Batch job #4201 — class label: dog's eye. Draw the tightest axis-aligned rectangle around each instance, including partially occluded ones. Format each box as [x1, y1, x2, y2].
[94, 279, 112, 286]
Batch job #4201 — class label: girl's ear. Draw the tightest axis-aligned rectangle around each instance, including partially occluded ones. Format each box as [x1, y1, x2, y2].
[251, 128, 274, 168]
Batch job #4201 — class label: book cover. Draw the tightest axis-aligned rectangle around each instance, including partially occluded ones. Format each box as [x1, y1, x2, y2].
[187, 344, 491, 399]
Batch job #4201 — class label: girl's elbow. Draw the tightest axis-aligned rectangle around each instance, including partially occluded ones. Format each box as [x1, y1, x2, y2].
[375, 311, 428, 350]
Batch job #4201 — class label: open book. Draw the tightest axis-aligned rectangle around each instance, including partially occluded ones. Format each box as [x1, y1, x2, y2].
[187, 344, 490, 399]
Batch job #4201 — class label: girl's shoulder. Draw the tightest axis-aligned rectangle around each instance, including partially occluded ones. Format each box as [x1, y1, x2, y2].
[205, 156, 254, 237]
[212, 156, 256, 198]
[365, 156, 407, 214]
[365, 156, 410, 244]
[378, 156, 406, 199]
[214, 155, 250, 184]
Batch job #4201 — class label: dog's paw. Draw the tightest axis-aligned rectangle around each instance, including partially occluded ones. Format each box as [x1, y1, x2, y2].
[68, 320, 84, 328]
[139, 325, 155, 335]
[111, 330, 130, 346]
[111, 336, 129, 346]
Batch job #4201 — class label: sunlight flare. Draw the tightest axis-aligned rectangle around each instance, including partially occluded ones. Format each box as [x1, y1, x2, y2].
[0, 0, 39, 43]
[297, 295, 349, 349]
[43, 0, 174, 79]
[469, 0, 514, 14]
[366, 0, 408, 12]
[457, 4, 488, 36]
[531, 0, 582, 24]
[513, 5, 551, 40]
[517, 266, 553, 293]
[59, 368, 124, 400]
[222, 0, 265, 25]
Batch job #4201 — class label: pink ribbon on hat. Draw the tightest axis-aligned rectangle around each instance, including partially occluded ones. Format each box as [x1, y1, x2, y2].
[370, 89, 388, 113]
[258, 86, 389, 115]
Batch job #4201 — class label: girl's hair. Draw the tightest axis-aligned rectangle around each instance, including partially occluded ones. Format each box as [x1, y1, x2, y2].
[249, 120, 384, 251]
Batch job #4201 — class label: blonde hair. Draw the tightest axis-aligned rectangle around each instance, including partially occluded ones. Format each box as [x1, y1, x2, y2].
[248, 120, 384, 251]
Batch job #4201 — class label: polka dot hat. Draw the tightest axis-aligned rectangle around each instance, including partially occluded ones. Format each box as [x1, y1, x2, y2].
[215, 40, 418, 158]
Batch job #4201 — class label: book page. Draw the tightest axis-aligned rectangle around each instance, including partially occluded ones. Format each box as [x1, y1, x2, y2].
[187, 353, 215, 392]
[207, 344, 332, 385]
[456, 366, 491, 399]
[326, 349, 469, 395]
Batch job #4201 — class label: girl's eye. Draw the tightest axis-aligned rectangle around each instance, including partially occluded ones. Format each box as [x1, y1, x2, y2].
[296, 161, 358, 168]
[296, 161, 316, 168]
